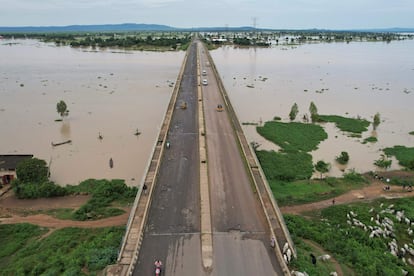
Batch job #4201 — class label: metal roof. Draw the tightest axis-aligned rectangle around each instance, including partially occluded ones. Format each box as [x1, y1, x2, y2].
[0, 155, 34, 171]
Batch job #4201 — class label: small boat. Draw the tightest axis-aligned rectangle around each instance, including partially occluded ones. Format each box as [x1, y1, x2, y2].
[51, 140, 72, 147]
[109, 158, 114, 168]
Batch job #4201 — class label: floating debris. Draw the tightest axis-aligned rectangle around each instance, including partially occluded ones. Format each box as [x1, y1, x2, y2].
[51, 140, 72, 147]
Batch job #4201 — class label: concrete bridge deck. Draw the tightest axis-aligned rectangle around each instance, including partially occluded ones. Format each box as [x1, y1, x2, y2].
[106, 38, 294, 276]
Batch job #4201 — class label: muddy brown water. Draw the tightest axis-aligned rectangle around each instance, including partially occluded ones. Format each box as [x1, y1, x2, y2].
[0, 39, 184, 186]
[1, 39, 413, 186]
[211, 40, 414, 177]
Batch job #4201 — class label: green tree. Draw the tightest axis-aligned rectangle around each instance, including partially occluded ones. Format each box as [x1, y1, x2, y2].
[373, 112, 380, 130]
[336, 151, 350, 164]
[289, 103, 299, 121]
[374, 154, 392, 170]
[315, 160, 330, 179]
[309, 101, 319, 122]
[56, 100, 69, 119]
[16, 157, 48, 183]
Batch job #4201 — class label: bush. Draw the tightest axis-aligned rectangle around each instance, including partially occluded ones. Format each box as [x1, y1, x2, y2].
[16, 158, 48, 183]
[0, 225, 124, 274]
[68, 179, 137, 221]
[12, 180, 67, 199]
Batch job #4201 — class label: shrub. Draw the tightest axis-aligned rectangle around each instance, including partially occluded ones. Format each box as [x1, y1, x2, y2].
[12, 180, 67, 199]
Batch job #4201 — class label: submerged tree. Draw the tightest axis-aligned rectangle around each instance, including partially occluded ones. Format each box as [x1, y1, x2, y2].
[289, 103, 299, 121]
[315, 160, 330, 179]
[373, 112, 381, 130]
[374, 154, 392, 170]
[309, 101, 319, 123]
[56, 100, 69, 119]
[336, 151, 350, 165]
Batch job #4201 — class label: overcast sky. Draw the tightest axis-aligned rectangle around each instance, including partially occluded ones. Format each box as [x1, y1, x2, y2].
[1, 0, 413, 29]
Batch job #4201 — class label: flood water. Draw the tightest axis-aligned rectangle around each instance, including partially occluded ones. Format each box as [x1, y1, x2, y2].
[0, 39, 184, 186]
[211, 40, 414, 177]
[1, 39, 413, 185]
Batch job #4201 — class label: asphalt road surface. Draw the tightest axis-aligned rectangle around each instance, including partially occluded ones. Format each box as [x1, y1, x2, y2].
[198, 42, 283, 275]
[134, 40, 283, 275]
[134, 41, 203, 275]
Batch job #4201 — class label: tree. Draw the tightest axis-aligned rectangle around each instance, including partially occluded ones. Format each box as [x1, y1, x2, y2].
[373, 112, 380, 130]
[315, 160, 330, 179]
[374, 154, 392, 170]
[336, 151, 350, 165]
[16, 157, 48, 183]
[56, 100, 69, 119]
[289, 103, 299, 121]
[309, 101, 319, 123]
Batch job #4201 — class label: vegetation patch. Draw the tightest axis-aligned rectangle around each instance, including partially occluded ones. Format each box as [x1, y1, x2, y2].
[66, 179, 137, 221]
[285, 197, 414, 275]
[409, 131, 414, 135]
[318, 115, 370, 134]
[363, 136, 378, 144]
[271, 171, 368, 206]
[383, 146, 414, 170]
[256, 150, 313, 181]
[257, 121, 327, 152]
[0, 224, 124, 275]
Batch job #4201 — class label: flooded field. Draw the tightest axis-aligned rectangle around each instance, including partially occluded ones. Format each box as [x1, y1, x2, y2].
[0, 39, 185, 186]
[1, 39, 413, 185]
[211, 40, 414, 177]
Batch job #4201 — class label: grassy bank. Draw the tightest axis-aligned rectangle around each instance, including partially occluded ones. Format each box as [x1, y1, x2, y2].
[271, 171, 368, 206]
[13, 179, 137, 221]
[383, 146, 414, 170]
[0, 224, 124, 275]
[285, 197, 414, 275]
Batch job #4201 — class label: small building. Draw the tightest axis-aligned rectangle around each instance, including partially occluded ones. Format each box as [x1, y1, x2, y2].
[0, 154, 33, 185]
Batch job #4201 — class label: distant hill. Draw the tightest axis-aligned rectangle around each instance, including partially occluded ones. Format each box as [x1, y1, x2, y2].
[0, 23, 176, 33]
[0, 23, 413, 33]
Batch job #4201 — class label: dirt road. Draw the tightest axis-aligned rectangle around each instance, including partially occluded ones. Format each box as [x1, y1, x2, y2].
[0, 190, 129, 230]
[281, 171, 414, 215]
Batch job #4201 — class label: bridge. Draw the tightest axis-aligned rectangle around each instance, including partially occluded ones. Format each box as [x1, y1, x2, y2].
[106, 38, 295, 276]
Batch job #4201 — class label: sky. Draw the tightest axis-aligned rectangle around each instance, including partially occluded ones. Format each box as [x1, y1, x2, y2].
[1, 0, 413, 29]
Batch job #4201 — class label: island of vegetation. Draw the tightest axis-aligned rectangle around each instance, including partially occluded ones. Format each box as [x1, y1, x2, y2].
[253, 103, 414, 275]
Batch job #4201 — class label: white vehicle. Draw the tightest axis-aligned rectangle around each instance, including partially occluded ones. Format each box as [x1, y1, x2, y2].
[202, 70, 207, 76]
[202, 79, 208, 86]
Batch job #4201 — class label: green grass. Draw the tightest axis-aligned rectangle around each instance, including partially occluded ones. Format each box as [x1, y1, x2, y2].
[319, 115, 370, 134]
[285, 197, 414, 275]
[66, 179, 136, 221]
[256, 150, 313, 181]
[383, 146, 414, 169]
[257, 121, 328, 152]
[362, 136, 378, 144]
[0, 224, 125, 275]
[271, 172, 368, 206]
[288, 237, 347, 275]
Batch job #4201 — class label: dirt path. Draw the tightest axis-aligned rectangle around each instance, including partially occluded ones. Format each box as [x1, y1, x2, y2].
[281, 172, 414, 215]
[0, 212, 129, 229]
[0, 189, 130, 231]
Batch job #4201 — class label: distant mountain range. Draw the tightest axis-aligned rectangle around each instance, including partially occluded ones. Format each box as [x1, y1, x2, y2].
[0, 23, 413, 33]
